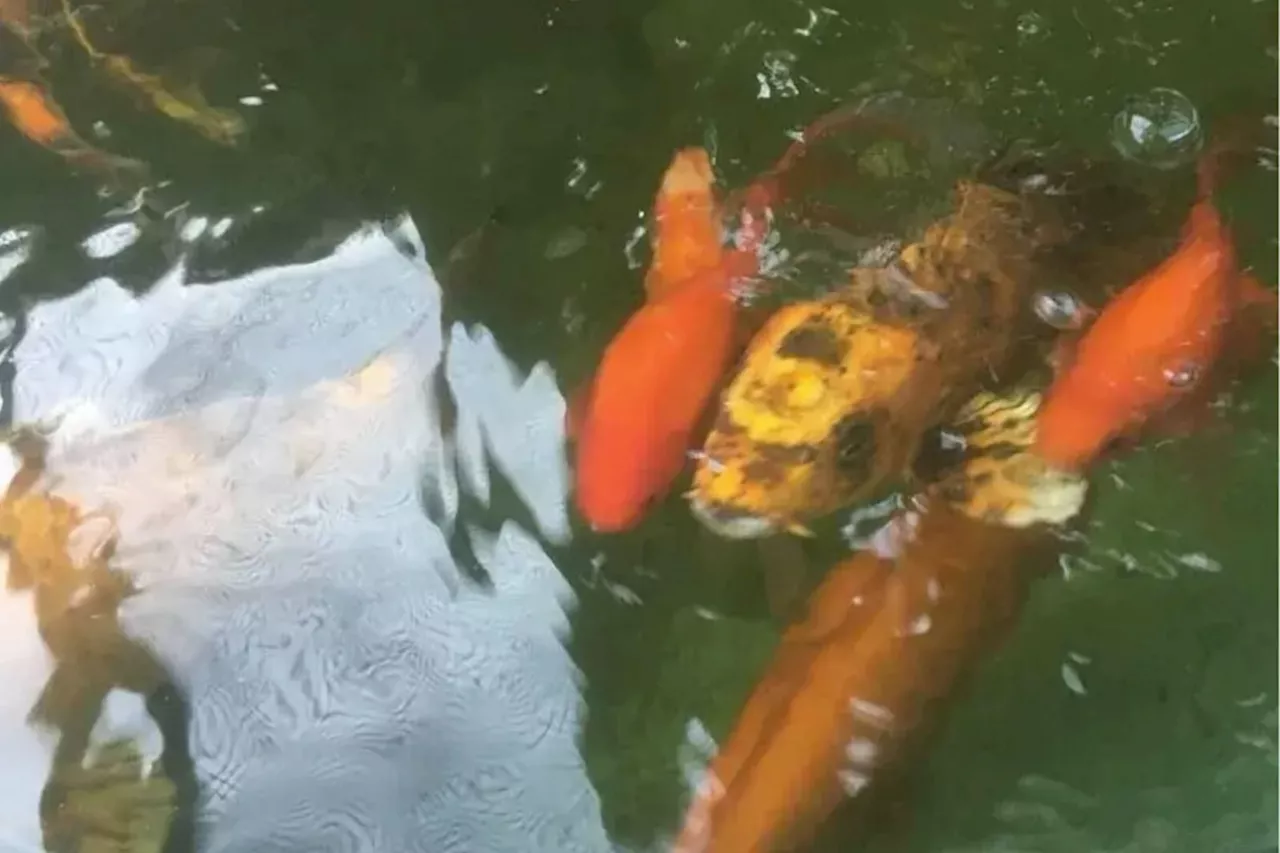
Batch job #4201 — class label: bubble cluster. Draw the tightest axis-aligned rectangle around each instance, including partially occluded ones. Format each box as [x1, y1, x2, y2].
[1110, 87, 1204, 170]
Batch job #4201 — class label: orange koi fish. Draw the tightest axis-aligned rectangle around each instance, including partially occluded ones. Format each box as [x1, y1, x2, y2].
[1036, 145, 1278, 470]
[672, 502, 1057, 852]
[0, 75, 146, 182]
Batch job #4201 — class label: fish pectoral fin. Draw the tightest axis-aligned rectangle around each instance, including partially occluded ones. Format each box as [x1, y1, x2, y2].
[563, 378, 593, 443]
[1236, 271, 1278, 322]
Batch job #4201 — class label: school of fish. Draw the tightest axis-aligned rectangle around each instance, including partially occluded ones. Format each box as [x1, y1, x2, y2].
[564, 103, 1275, 852]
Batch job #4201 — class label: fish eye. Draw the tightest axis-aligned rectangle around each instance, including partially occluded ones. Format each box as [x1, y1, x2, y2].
[1163, 363, 1201, 389]
[834, 415, 877, 470]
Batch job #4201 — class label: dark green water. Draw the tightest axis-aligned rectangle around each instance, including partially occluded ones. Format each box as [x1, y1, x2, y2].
[0, 0, 1275, 850]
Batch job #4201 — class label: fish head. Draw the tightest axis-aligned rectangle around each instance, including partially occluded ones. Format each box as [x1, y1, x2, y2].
[660, 147, 716, 198]
[688, 293, 922, 539]
[645, 147, 727, 301]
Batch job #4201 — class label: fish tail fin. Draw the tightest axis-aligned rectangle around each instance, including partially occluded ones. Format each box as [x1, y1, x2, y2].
[733, 96, 937, 235]
[1197, 111, 1274, 199]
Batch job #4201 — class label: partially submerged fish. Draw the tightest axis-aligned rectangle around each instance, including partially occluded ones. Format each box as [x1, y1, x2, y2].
[1036, 143, 1278, 470]
[673, 387, 1087, 853]
[0, 75, 148, 182]
[570, 146, 748, 532]
[689, 178, 1064, 538]
[61, 0, 246, 146]
[573, 247, 757, 531]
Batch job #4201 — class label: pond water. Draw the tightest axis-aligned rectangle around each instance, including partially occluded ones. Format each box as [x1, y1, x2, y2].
[0, 0, 1274, 851]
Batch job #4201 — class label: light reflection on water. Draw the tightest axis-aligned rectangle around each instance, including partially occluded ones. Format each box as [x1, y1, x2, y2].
[0, 217, 613, 851]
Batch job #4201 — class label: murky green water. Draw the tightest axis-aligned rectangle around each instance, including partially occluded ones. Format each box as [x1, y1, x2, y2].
[0, 0, 1275, 850]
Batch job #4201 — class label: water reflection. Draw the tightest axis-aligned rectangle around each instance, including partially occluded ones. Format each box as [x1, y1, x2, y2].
[2, 216, 609, 851]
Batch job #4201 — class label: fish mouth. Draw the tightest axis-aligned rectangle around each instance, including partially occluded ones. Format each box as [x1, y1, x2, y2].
[688, 497, 779, 540]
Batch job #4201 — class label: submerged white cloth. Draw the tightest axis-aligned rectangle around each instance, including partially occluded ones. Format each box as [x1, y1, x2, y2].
[4, 216, 609, 852]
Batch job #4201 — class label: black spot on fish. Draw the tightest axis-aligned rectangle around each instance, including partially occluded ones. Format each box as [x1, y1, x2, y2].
[777, 320, 847, 367]
[912, 425, 967, 483]
[756, 441, 820, 467]
[740, 442, 817, 485]
[968, 470, 995, 488]
[833, 415, 877, 481]
[742, 458, 785, 485]
[983, 441, 1022, 461]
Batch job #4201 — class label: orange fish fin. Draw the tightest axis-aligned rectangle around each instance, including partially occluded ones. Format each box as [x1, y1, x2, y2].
[564, 378, 593, 442]
[1213, 272, 1280, 375]
[1237, 272, 1278, 322]
[1149, 393, 1221, 440]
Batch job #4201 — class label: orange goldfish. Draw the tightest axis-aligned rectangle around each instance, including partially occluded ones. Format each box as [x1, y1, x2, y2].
[573, 249, 758, 531]
[1036, 147, 1278, 470]
[569, 146, 737, 531]
[0, 75, 146, 181]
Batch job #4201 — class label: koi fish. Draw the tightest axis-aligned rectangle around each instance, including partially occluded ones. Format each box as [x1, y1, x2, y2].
[1035, 146, 1279, 471]
[673, 388, 1088, 853]
[0, 75, 147, 181]
[688, 178, 1064, 540]
[61, 0, 246, 147]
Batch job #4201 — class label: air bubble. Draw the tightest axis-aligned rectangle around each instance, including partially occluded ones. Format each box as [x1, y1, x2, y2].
[1163, 363, 1201, 388]
[1016, 11, 1049, 42]
[1033, 290, 1083, 329]
[1110, 88, 1203, 170]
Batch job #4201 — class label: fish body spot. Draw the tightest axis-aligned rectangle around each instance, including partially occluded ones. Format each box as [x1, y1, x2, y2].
[776, 320, 848, 366]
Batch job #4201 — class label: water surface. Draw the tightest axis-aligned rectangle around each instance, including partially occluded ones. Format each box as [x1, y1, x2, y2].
[0, 0, 1274, 850]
